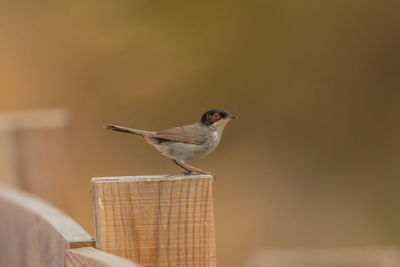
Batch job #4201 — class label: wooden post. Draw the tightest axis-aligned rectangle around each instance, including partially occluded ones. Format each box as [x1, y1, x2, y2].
[0, 109, 72, 212]
[90, 175, 216, 267]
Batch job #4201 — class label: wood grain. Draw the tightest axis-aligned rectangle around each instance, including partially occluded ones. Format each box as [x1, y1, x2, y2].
[91, 175, 216, 267]
[247, 248, 400, 267]
[66, 247, 141, 267]
[0, 108, 72, 213]
[0, 184, 95, 267]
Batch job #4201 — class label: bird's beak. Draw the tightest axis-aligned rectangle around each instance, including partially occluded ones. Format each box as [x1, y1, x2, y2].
[227, 114, 237, 119]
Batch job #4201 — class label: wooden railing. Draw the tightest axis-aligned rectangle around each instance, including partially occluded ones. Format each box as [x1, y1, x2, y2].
[0, 109, 217, 267]
[0, 174, 216, 267]
[0, 185, 139, 267]
[2, 108, 399, 267]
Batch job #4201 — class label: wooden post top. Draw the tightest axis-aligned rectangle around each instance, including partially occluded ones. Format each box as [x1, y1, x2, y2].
[92, 174, 214, 182]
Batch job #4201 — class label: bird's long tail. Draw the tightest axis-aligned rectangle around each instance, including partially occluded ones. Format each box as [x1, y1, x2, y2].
[104, 124, 154, 136]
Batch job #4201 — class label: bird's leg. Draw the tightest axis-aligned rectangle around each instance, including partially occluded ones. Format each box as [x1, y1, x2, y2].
[172, 160, 212, 175]
[172, 159, 192, 174]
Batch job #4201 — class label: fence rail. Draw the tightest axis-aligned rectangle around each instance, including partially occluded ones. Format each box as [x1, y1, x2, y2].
[0, 184, 140, 267]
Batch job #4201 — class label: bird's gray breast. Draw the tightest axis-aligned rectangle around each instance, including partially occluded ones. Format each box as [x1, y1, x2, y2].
[148, 127, 221, 161]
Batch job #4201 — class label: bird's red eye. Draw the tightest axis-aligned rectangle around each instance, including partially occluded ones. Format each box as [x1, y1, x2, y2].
[213, 113, 220, 119]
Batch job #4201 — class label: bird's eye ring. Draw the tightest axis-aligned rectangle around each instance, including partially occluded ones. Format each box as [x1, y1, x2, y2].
[213, 113, 220, 119]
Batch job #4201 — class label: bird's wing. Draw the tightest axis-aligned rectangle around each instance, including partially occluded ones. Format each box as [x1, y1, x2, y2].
[150, 123, 206, 145]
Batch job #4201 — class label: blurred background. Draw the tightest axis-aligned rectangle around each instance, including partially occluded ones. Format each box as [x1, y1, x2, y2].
[1, 1, 400, 266]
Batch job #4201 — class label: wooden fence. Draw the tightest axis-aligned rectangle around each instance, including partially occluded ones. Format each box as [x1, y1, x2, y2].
[0, 109, 216, 267]
[0, 174, 215, 267]
[0, 184, 140, 267]
[2, 109, 400, 267]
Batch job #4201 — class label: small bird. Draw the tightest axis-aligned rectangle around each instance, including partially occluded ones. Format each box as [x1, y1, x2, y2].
[104, 109, 236, 175]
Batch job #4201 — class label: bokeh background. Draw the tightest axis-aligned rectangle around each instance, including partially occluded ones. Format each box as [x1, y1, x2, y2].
[1, 1, 400, 266]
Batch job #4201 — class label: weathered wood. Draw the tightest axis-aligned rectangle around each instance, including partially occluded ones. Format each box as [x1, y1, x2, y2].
[90, 175, 216, 267]
[0, 184, 95, 267]
[66, 247, 142, 267]
[247, 248, 400, 267]
[0, 108, 72, 212]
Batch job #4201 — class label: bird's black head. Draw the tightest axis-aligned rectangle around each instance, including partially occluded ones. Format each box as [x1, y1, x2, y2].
[200, 109, 236, 126]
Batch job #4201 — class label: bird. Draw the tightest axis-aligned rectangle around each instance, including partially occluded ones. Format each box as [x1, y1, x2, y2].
[104, 108, 236, 175]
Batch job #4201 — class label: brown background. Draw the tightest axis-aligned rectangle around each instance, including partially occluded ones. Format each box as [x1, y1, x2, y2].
[1, 1, 400, 266]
